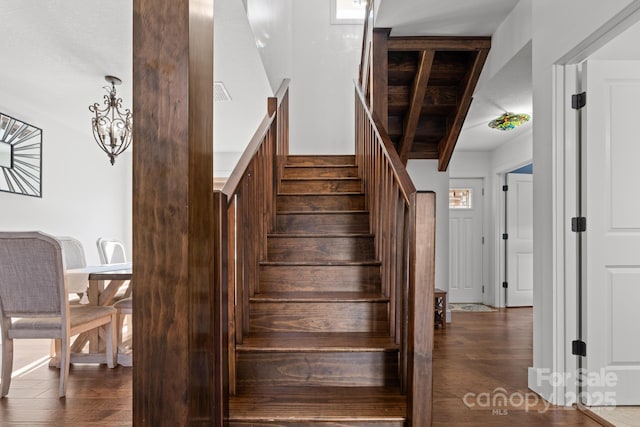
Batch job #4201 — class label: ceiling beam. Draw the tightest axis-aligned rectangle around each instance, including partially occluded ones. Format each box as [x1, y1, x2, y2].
[399, 50, 434, 164]
[388, 36, 491, 51]
[438, 48, 490, 171]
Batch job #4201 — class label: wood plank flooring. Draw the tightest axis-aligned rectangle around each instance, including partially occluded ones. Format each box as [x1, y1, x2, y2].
[433, 308, 601, 426]
[0, 308, 603, 426]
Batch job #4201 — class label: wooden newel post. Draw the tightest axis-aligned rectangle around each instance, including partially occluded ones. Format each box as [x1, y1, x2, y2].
[407, 191, 435, 426]
[132, 0, 217, 425]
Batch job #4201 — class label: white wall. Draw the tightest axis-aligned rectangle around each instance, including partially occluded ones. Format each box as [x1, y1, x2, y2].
[290, 0, 363, 154]
[215, 0, 274, 176]
[531, 0, 637, 403]
[0, 1, 132, 264]
[406, 160, 449, 293]
[0, 108, 131, 265]
[246, 0, 293, 94]
[477, 0, 532, 91]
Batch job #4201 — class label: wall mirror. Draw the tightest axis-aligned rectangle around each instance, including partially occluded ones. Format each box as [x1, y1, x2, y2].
[0, 113, 42, 197]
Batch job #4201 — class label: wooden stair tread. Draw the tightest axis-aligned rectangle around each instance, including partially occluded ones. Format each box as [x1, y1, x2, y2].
[280, 177, 361, 181]
[238, 333, 398, 352]
[260, 260, 381, 266]
[277, 192, 364, 196]
[268, 232, 374, 238]
[228, 386, 406, 422]
[283, 164, 357, 169]
[251, 292, 389, 303]
[286, 155, 356, 166]
[276, 210, 369, 215]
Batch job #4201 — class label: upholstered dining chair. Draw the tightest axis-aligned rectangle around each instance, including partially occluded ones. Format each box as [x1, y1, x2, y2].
[96, 237, 127, 264]
[0, 231, 117, 398]
[57, 236, 87, 270]
[96, 238, 131, 300]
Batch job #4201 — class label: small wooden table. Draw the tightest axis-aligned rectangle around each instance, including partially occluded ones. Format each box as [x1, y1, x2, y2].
[434, 288, 447, 329]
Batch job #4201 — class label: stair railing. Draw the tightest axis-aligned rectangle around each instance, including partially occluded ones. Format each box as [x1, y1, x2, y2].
[355, 82, 435, 426]
[217, 79, 290, 395]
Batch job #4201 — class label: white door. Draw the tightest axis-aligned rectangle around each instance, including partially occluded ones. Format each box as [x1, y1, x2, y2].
[581, 60, 640, 405]
[449, 178, 483, 303]
[506, 173, 533, 307]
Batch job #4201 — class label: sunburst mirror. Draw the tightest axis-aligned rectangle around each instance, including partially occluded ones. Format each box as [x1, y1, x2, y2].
[0, 113, 42, 197]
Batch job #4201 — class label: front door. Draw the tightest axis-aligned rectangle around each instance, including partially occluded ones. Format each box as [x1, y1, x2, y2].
[449, 178, 484, 303]
[581, 59, 640, 405]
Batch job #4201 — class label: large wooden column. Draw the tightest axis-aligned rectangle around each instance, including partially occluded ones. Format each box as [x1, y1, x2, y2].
[133, 1, 218, 425]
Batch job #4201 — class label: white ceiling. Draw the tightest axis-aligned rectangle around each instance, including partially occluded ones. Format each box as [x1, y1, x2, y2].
[376, 0, 531, 152]
[376, 0, 520, 37]
[1, 0, 529, 156]
[0, 0, 132, 134]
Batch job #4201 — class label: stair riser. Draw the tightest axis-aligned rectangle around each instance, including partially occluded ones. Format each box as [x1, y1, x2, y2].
[276, 213, 369, 234]
[279, 179, 362, 194]
[250, 302, 390, 333]
[229, 422, 404, 426]
[268, 236, 374, 262]
[286, 155, 356, 166]
[260, 265, 381, 293]
[236, 352, 399, 388]
[278, 195, 365, 211]
[283, 166, 359, 179]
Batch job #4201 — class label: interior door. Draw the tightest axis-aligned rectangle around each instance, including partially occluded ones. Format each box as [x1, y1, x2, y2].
[506, 173, 533, 307]
[581, 60, 640, 405]
[449, 178, 484, 303]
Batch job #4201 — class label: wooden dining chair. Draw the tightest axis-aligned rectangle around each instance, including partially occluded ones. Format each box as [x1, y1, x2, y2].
[0, 231, 117, 398]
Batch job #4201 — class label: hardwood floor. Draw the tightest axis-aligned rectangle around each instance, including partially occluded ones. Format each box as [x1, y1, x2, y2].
[433, 308, 601, 426]
[0, 309, 602, 426]
[0, 339, 132, 426]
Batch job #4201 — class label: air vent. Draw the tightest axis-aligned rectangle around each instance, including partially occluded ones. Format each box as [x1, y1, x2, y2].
[214, 81, 231, 102]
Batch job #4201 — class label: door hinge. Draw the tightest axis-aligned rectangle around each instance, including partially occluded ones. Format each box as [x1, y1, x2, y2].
[482, 188, 485, 196]
[503, 185, 508, 192]
[502, 233, 508, 240]
[502, 281, 508, 289]
[571, 217, 587, 232]
[482, 236, 485, 244]
[482, 285, 485, 293]
[572, 340, 587, 357]
[572, 92, 587, 109]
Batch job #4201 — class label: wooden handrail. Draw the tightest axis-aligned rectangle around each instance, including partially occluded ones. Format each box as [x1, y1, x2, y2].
[216, 79, 290, 395]
[222, 79, 290, 197]
[358, 0, 373, 88]
[354, 81, 415, 203]
[354, 78, 434, 426]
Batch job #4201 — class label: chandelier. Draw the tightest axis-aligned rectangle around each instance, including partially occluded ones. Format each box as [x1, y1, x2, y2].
[89, 76, 133, 165]
[488, 112, 530, 131]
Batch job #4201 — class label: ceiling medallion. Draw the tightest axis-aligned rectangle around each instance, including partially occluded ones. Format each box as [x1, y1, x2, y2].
[488, 112, 531, 131]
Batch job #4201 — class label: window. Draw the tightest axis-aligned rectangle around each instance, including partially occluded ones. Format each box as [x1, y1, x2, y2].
[331, 0, 366, 25]
[449, 188, 472, 209]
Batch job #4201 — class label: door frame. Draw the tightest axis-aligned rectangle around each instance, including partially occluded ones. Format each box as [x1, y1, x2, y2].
[551, 0, 640, 406]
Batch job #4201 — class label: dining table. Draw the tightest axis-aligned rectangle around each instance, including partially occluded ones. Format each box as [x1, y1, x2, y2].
[61, 262, 133, 366]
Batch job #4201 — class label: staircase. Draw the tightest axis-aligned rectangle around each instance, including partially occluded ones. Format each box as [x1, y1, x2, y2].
[227, 155, 407, 426]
